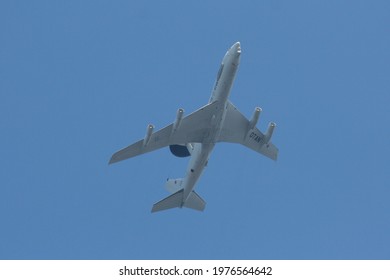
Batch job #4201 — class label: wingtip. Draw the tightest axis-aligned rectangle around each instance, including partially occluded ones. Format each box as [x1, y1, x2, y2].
[108, 156, 116, 165]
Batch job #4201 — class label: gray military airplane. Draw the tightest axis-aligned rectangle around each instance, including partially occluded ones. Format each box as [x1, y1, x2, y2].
[109, 42, 278, 213]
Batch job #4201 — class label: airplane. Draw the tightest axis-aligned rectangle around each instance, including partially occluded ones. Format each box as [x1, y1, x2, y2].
[109, 42, 278, 213]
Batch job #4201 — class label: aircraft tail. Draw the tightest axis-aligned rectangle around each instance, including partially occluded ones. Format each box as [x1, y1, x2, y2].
[151, 189, 206, 213]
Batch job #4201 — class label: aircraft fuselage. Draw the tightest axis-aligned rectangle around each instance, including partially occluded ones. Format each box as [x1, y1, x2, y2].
[181, 42, 241, 205]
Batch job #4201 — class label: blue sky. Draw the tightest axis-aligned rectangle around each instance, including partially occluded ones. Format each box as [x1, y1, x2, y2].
[1, 0, 389, 259]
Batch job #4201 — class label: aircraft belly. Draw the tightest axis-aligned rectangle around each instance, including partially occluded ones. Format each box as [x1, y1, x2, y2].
[182, 143, 214, 200]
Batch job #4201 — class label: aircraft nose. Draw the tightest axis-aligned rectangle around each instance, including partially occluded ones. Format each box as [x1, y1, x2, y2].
[233, 42, 241, 54]
[223, 42, 241, 66]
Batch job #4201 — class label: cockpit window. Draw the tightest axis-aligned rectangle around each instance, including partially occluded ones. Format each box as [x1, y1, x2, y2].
[212, 63, 224, 92]
[216, 63, 224, 82]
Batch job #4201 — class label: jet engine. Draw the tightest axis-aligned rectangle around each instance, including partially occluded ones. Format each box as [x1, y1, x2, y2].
[143, 124, 154, 146]
[263, 122, 276, 144]
[169, 144, 191, 157]
[248, 107, 262, 130]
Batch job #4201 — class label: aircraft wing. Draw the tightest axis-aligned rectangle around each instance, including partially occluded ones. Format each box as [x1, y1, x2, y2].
[109, 101, 219, 164]
[217, 101, 278, 161]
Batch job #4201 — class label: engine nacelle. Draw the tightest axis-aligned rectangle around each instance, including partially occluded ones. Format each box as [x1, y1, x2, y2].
[172, 108, 184, 132]
[263, 122, 276, 144]
[143, 124, 154, 146]
[248, 107, 262, 130]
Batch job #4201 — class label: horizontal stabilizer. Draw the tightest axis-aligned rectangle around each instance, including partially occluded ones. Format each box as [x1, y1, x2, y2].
[151, 190, 206, 213]
[151, 189, 184, 213]
[184, 191, 206, 211]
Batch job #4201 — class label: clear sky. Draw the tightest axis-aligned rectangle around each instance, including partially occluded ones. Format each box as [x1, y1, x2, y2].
[1, 0, 389, 260]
